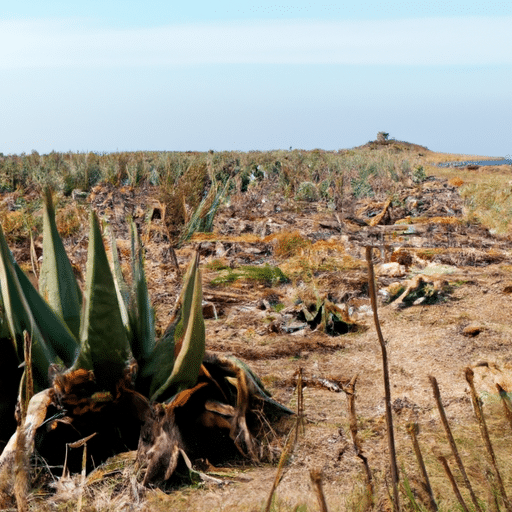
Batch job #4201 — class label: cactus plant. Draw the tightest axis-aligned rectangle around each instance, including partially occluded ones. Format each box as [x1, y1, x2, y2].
[0, 190, 292, 492]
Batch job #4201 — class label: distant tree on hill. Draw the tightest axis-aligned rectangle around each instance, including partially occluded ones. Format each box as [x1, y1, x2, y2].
[377, 131, 389, 143]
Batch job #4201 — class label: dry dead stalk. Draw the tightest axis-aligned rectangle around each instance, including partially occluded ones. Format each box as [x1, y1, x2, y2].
[429, 375, 482, 512]
[485, 468, 501, 512]
[21, 331, 34, 421]
[365, 246, 399, 511]
[438, 455, 470, 512]
[295, 367, 305, 443]
[496, 383, 512, 432]
[465, 367, 512, 512]
[169, 245, 181, 277]
[406, 423, 438, 511]
[264, 369, 305, 512]
[14, 331, 34, 512]
[14, 425, 29, 512]
[76, 442, 88, 512]
[310, 469, 329, 512]
[346, 375, 374, 502]
[263, 429, 296, 512]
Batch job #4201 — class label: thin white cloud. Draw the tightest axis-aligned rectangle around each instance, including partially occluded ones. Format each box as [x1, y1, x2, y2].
[1, 16, 511, 68]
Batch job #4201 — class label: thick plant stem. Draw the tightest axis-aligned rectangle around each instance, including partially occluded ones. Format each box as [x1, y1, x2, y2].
[429, 376, 482, 512]
[365, 246, 399, 511]
[406, 423, 438, 512]
[466, 368, 512, 512]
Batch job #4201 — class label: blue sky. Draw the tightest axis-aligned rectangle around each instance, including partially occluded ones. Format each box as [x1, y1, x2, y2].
[2, 1, 511, 156]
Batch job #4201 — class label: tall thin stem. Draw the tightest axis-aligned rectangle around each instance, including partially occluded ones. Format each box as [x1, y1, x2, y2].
[406, 423, 438, 511]
[430, 376, 482, 512]
[466, 368, 512, 512]
[366, 246, 399, 511]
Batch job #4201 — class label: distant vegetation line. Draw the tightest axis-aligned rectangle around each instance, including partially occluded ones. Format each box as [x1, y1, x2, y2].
[0, 147, 425, 200]
[0, 143, 432, 246]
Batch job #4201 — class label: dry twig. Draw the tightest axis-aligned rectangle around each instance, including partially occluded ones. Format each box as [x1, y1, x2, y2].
[366, 246, 399, 511]
[466, 367, 512, 512]
[438, 455, 470, 512]
[264, 369, 304, 512]
[406, 423, 438, 511]
[346, 375, 374, 502]
[310, 469, 329, 512]
[496, 383, 512, 432]
[429, 375, 482, 512]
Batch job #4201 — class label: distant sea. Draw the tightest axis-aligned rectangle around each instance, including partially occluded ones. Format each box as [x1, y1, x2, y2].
[436, 159, 512, 168]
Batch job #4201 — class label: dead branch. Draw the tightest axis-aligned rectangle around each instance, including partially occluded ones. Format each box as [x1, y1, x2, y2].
[346, 375, 374, 503]
[496, 383, 512, 432]
[406, 423, 438, 512]
[429, 376, 482, 512]
[437, 455, 470, 512]
[310, 469, 329, 512]
[366, 246, 399, 511]
[465, 367, 512, 512]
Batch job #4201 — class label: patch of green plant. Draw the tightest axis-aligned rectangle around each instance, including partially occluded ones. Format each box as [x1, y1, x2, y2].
[400, 469, 430, 512]
[210, 267, 240, 286]
[412, 165, 427, 183]
[450, 279, 469, 288]
[210, 264, 289, 287]
[350, 163, 377, 198]
[295, 181, 319, 202]
[205, 258, 230, 271]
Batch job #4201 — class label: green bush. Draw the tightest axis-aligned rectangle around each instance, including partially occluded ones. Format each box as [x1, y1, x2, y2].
[295, 181, 319, 202]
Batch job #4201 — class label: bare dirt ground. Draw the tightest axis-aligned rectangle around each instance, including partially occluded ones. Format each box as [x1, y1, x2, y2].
[10, 156, 512, 511]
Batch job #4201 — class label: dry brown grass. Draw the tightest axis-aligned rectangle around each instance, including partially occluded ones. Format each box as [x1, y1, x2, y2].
[269, 232, 312, 259]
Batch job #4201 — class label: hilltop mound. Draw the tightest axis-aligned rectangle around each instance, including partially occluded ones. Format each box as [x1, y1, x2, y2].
[355, 137, 431, 154]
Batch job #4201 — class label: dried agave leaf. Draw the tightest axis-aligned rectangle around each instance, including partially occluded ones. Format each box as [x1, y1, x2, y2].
[0, 389, 53, 475]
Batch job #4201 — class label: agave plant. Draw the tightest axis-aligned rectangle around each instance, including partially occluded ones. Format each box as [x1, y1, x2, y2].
[0, 190, 292, 494]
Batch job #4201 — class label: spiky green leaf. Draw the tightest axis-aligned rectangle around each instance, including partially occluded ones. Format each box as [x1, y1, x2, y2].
[150, 253, 204, 401]
[174, 251, 200, 342]
[73, 212, 130, 391]
[0, 225, 55, 390]
[128, 221, 155, 364]
[14, 262, 78, 367]
[108, 225, 131, 332]
[39, 189, 82, 339]
[141, 318, 177, 399]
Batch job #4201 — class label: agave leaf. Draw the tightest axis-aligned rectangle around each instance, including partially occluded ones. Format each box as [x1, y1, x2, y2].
[0, 225, 55, 390]
[128, 221, 155, 364]
[226, 356, 293, 417]
[39, 189, 83, 339]
[145, 251, 200, 398]
[14, 262, 79, 367]
[174, 251, 200, 342]
[108, 225, 131, 332]
[151, 254, 205, 401]
[73, 212, 130, 391]
[143, 314, 177, 400]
